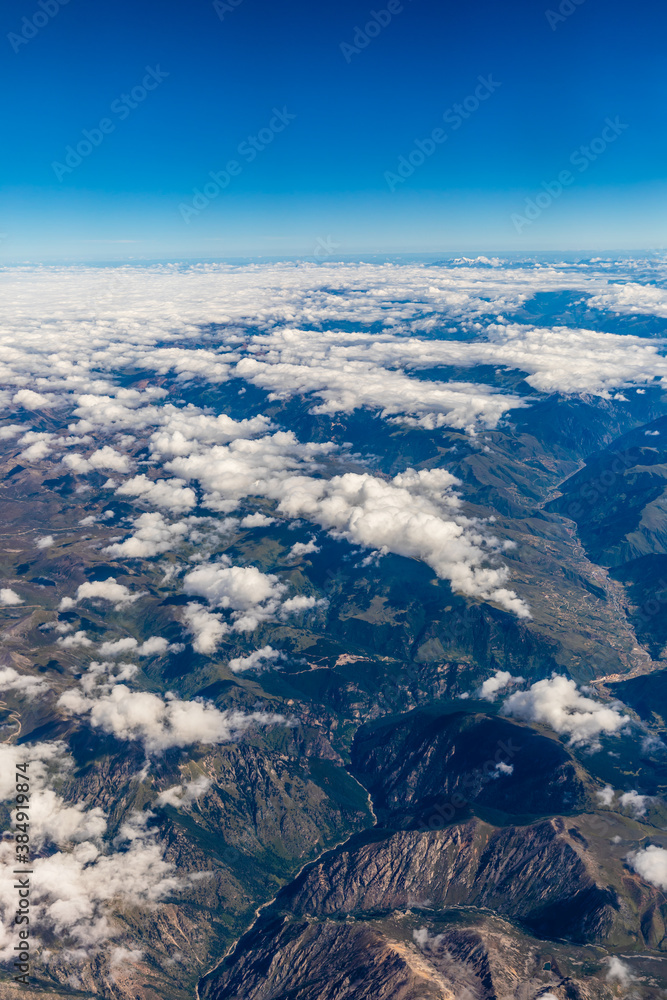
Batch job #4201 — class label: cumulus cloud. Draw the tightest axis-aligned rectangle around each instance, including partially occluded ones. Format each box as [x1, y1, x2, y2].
[35, 534, 55, 548]
[183, 563, 287, 630]
[64, 445, 132, 474]
[156, 776, 212, 810]
[605, 956, 635, 986]
[0, 588, 23, 605]
[104, 512, 190, 559]
[289, 538, 320, 557]
[501, 675, 630, 746]
[115, 474, 196, 512]
[57, 684, 285, 752]
[0, 666, 49, 696]
[627, 845, 667, 890]
[240, 512, 275, 527]
[476, 670, 524, 701]
[0, 743, 180, 964]
[274, 470, 529, 616]
[182, 603, 229, 654]
[596, 785, 615, 807]
[57, 630, 94, 649]
[619, 790, 650, 817]
[98, 636, 171, 658]
[279, 595, 327, 618]
[60, 578, 146, 611]
[228, 645, 281, 673]
[13, 388, 52, 408]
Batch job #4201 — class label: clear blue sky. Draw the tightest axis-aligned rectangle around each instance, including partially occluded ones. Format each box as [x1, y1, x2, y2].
[2, 0, 666, 259]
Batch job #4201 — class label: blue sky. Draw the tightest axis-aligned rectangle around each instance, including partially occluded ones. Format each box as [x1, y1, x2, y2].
[2, 0, 665, 259]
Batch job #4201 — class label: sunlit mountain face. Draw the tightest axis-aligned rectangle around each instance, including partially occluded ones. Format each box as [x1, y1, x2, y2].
[1, 254, 667, 999]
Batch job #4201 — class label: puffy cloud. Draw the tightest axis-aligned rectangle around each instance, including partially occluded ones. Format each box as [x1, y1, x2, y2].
[104, 512, 190, 558]
[0, 424, 26, 440]
[115, 474, 197, 512]
[605, 957, 635, 986]
[13, 388, 52, 408]
[156, 776, 212, 809]
[501, 675, 630, 746]
[0, 666, 49, 696]
[57, 630, 94, 649]
[0, 587, 23, 605]
[596, 785, 615, 807]
[35, 534, 55, 548]
[98, 636, 170, 658]
[182, 603, 228, 654]
[240, 512, 275, 527]
[60, 578, 146, 610]
[228, 645, 281, 673]
[476, 670, 524, 701]
[19, 431, 53, 462]
[279, 595, 327, 618]
[149, 408, 272, 458]
[57, 684, 285, 752]
[619, 790, 650, 817]
[183, 563, 287, 630]
[0, 810, 183, 962]
[588, 282, 667, 318]
[64, 445, 132, 474]
[162, 429, 334, 514]
[627, 845, 667, 889]
[289, 538, 320, 557]
[235, 354, 527, 433]
[274, 470, 529, 616]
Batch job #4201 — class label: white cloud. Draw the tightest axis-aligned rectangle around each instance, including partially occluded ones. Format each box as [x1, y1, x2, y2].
[64, 445, 132, 474]
[35, 534, 55, 548]
[13, 388, 52, 408]
[0, 588, 23, 605]
[619, 790, 650, 817]
[19, 432, 53, 462]
[0, 666, 49, 696]
[588, 282, 667, 318]
[494, 761, 513, 776]
[476, 670, 524, 701]
[605, 956, 635, 986]
[0, 424, 26, 440]
[57, 684, 285, 752]
[183, 563, 287, 630]
[156, 776, 212, 809]
[0, 743, 179, 964]
[104, 512, 190, 559]
[274, 470, 530, 617]
[228, 645, 281, 673]
[60, 578, 146, 611]
[240, 512, 275, 527]
[289, 538, 320, 557]
[596, 785, 615, 807]
[279, 595, 326, 618]
[627, 845, 667, 890]
[98, 636, 170, 658]
[57, 630, 94, 649]
[182, 603, 228, 654]
[115, 474, 196, 512]
[501, 675, 630, 746]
